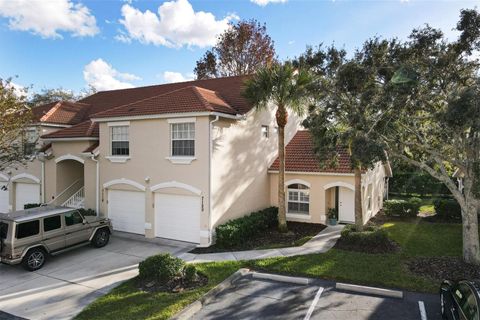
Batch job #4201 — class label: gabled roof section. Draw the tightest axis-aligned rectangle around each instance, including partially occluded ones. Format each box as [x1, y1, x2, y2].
[41, 120, 99, 139]
[38, 101, 91, 125]
[82, 142, 99, 153]
[92, 86, 237, 119]
[36, 75, 252, 139]
[269, 131, 354, 174]
[79, 75, 252, 116]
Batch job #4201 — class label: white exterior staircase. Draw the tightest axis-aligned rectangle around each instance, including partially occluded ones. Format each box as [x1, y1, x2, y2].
[62, 187, 85, 209]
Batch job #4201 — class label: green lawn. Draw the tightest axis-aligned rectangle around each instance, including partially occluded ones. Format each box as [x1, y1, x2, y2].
[75, 220, 463, 320]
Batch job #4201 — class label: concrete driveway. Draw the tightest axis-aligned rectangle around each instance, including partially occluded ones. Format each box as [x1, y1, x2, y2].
[0, 233, 194, 320]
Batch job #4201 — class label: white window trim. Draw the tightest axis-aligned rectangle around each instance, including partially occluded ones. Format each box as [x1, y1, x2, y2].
[165, 156, 196, 165]
[261, 125, 269, 138]
[107, 121, 130, 127]
[167, 117, 196, 124]
[287, 185, 310, 216]
[286, 213, 312, 220]
[169, 121, 195, 161]
[110, 125, 130, 158]
[106, 156, 131, 163]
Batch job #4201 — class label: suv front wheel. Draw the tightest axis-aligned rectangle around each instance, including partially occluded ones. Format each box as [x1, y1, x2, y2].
[23, 248, 46, 271]
[92, 228, 110, 248]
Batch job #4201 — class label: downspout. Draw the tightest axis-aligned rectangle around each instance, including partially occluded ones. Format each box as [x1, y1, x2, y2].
[37, 154, 46, 203]
[208, 115, 219, 246]
[41, 161, 45, 203]
[90, 153, 99, 215]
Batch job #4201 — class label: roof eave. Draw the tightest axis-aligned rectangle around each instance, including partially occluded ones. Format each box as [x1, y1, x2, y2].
[91, 111, 244, 123]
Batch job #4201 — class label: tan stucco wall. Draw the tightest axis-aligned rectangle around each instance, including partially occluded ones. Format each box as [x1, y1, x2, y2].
[361, 162, 388, 223]
[210, 105, 302, 229]
[269, 162, 389, 224]
[269, 173, 356, 223]
[98, 117, 210, 243]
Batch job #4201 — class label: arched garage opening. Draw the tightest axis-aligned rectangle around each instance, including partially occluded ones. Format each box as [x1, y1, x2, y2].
[151, 181, 202, 244]
[11, 173, 41, 211]
[104, 179, 146, 235]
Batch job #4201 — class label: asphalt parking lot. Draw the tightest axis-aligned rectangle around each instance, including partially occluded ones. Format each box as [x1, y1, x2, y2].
[190, 274, 442, 320]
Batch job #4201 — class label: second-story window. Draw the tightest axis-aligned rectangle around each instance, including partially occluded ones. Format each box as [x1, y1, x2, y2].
[261, 125, 269, 138]
[171, 122, 195, 157]
[111, 126, 129, 156]
[23, 129, 38, 156]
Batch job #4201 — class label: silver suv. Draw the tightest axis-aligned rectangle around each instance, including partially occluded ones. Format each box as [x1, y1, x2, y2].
[0, 206, 112, 271]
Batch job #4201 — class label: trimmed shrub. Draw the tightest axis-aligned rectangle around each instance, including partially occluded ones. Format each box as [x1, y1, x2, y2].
[389, 171, 451, 196]
[340, 225, 388, 246]
[383, 198, 420, 218]
[215, 207, 278, 248]
[24, 203, 42, 209]
[433, 199, 462, 221]
[138, 253, 185, 285]
[183, 264, 198, 283]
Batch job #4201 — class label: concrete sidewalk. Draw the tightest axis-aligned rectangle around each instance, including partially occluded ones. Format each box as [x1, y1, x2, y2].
[177, 225, 344, 263]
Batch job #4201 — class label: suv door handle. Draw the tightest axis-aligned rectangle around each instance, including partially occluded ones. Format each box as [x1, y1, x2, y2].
[65, 232, 71, 235]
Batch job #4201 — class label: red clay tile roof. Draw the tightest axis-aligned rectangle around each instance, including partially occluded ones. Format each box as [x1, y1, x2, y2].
[40, 75, 252, 139]
[82, 142, 99, 153]
[269, 131, 354, 174]
[39, 101, 91, 125]
[80, 75, 251, 116]
[32, 101, 59, 121]
[38, 143, 52, 153]
[42, 121, 98, 139]
[92, 86, 237, 119]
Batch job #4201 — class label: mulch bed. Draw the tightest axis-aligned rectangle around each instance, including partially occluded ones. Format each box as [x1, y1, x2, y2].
[137, 273, 208, 293]
[190, 222, 326, 254]
[406, 257, 480, 280]
[334, 238, 401, 254]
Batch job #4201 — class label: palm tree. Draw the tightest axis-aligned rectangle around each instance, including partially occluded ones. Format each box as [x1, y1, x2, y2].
[243, 62, 314, 232]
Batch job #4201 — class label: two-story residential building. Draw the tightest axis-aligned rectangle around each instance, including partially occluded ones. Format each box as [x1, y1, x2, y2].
[0, 75, 391, 246]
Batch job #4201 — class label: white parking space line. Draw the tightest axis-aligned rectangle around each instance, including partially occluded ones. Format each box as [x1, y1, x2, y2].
[304, 287, 324, 320]
[418, 301, 427, 320]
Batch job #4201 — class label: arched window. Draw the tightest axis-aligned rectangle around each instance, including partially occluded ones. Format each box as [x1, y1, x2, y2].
[287, 183, 310, 215]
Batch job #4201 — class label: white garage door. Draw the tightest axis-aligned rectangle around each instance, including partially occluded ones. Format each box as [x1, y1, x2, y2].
[107, 189, 145, 235]
[0, 181, 9, 213]
[155, 193, 200, 243]
[15, 183, 40, 211]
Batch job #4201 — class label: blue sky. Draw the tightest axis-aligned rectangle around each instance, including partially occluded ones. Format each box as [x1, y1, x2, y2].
[0, 0, 478, 94]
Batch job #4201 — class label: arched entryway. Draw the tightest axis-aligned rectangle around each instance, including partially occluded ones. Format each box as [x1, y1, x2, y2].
[324, 182, 355, 223]
[55, 155, 84, 208]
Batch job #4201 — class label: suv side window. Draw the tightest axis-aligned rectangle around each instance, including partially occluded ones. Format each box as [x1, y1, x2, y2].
[457, 284, 479, 320]
[44, 215, 62, 232]
[64, 211, 83, 226]
[16, 220, 40, 239]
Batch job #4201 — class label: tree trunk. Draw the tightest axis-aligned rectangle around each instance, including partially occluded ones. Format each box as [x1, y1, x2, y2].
[276, 106, 288, 233]
[354, 166, 364, 231]
[462, 194, 480, 265]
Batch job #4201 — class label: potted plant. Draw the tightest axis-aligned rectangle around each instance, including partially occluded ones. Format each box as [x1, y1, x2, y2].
[327, 207, 338, 225]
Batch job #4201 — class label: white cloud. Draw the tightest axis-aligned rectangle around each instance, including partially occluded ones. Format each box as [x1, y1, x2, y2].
[118, 0, 238, 48]
[250, 0, 287, 6]
[161, 71, 194, 83]
[83, 59, 141, 91]
[6, 81, 27, 97]
[0, 0, 98, 38]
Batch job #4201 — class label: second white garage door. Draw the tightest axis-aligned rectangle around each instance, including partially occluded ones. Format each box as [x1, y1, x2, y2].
[108, 190, 145, 235]
[15, 183, 40, 211]
[155, 193, 200, 243]
[0, 181, 9, 213]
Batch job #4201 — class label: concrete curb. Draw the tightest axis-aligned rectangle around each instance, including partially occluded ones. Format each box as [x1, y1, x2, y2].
[336, 283, 404, 299]
[252, 272, 310, 285]
[171, 268, 250, 320]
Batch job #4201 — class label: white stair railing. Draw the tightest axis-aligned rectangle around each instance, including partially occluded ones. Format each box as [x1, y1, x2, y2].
[63, 187, 85, 208]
